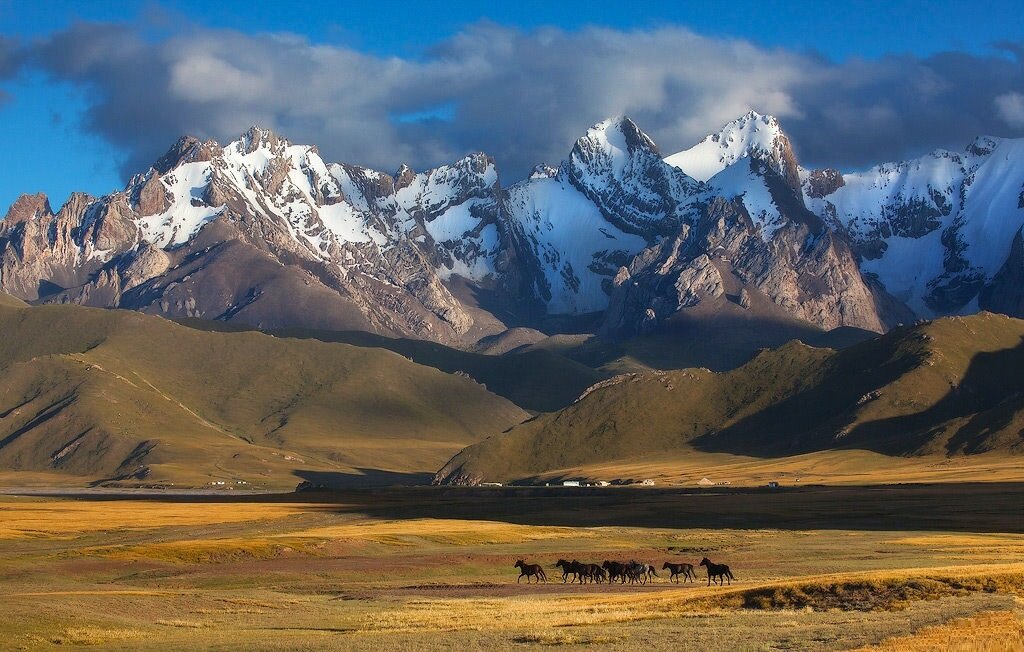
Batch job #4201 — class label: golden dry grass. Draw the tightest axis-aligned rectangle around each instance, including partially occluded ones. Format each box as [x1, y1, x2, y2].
[2, 493, 1024, 650]
[854, 609, 1024, 651]
[0, 498, 309, 538]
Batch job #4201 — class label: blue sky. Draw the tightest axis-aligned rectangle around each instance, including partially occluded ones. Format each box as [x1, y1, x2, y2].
[2, 0, 1023, 212]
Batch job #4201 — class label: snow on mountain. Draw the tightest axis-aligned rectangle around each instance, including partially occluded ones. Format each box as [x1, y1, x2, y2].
[705, 158, 789, 239]
[564, 116, 703, 237]
[805, 136, 1024, 316]
[504, 174, 648, 313]
[664, 111, 801, 190]
[136, 162, 223, 248]
[4, 113, 1024, 341]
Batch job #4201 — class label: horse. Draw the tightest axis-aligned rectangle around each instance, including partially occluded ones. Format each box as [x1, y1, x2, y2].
[579, 563, 606, 583]
[699, 557, 734, 586]
[554, 559, 581, 583]
[514, 559, 548, 583]
[662, 561, 697, 583]
[628, 560, 659, 584]
[602, 560, 630, 584]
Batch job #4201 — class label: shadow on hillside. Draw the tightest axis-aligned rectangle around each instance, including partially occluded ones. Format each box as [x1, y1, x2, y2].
[598, 312, 875, 373]
[848, 337, 1024, 455]
[263, 328, 602, 413]
[692, 335, 1024, 458]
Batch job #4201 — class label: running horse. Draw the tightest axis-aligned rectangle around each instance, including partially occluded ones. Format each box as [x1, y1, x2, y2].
[662, 561, 697, 583]
[554, 559, 582, 583]
[602, 560, 632, 584]
[627, 560, 659, 584]
[514, 559, 548, 583]
[699, 557, 735, 586]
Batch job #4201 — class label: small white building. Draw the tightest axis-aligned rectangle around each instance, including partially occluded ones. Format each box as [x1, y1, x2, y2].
[562, 480, 581, 487]
[640, 479, 656, 486]
[697, 477, 715, 487]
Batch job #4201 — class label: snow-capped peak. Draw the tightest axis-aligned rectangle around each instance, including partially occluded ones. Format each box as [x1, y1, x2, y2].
[966, 135, 1002, 157]
[664, 111, 799, 188]
[575, 116, 661, 161]
[236, 125, 286, 154]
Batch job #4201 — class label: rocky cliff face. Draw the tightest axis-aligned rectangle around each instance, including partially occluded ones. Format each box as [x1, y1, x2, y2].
[603, 174, 909, 337]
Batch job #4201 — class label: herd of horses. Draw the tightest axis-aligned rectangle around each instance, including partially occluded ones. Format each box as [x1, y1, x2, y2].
[513, 558, 735, 586]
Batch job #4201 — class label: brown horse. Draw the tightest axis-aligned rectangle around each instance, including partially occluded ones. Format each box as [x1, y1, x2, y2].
[554, 559, 582, 583]
[699, 557, 734, 586]
[662, 561, 697, 583]
[579, 562, 606, 583]
[514, 559, 548, 583]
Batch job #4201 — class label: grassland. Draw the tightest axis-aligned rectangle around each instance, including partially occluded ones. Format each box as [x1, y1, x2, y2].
[0, 300, 526, 488]
[2, 487, 1023, 650]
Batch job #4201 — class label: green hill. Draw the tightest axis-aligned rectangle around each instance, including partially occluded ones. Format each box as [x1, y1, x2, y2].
[0, 299, 528, 488]
[176, 320, 606, 414]
[435, 312, 1024, 484]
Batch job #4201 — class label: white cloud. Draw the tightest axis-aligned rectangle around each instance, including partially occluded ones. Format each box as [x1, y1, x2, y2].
[995, 92, 1024, 128]
[15, 22, 1024, 180]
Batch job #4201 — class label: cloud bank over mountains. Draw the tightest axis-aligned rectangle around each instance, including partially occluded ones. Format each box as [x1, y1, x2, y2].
[3, 21, 1023, 180]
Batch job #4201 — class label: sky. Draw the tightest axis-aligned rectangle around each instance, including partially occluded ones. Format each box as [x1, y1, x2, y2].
[1, 0, 1023, 212]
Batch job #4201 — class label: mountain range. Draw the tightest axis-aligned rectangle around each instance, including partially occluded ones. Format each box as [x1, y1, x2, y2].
[4, 112, 1024, 347]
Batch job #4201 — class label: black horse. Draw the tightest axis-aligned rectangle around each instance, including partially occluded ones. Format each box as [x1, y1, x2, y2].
[699, 557, 734, 586]
[514, 559, 548, 583]
[554, 559, 581, 583]
[602, 560, 630, 584]
[662, 561, 697, 583]
[579, 563, 606, 583]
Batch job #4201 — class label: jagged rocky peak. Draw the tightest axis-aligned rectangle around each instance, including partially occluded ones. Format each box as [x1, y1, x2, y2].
[570, 115, 661, 165]
[529, 163, 558, 179]
[601, 195, 904, 337]
[664, 110, 802, 191]
[3, 193, 54, 225]
[803, 168, 846, 199]
[237, 125, 287, 155]
[395, 163, 417, 189]
[563, 115, 702, 237]
[152, 135, 222, 174]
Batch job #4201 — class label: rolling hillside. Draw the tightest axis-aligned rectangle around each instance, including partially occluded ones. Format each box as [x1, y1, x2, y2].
[178, 319, 605, 413]
[436, 312, 1024, 485]
[0, 298, 528, 488]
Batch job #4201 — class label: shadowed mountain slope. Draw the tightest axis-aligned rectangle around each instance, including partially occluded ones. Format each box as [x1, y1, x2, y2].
[436, 312, 1024, 485]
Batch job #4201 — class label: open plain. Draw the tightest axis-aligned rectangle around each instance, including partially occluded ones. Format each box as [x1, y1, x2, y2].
[3, 485, 1023, 651]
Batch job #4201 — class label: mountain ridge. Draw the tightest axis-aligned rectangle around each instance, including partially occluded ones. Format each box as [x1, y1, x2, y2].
[2, 113, 1023, 347]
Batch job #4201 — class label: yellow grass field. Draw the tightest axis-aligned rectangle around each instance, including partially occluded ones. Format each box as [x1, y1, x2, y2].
[2, 488, 1024, 651]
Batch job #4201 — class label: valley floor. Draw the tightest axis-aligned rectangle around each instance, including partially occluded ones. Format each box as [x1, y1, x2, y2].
[2, 487, 1023, 650]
